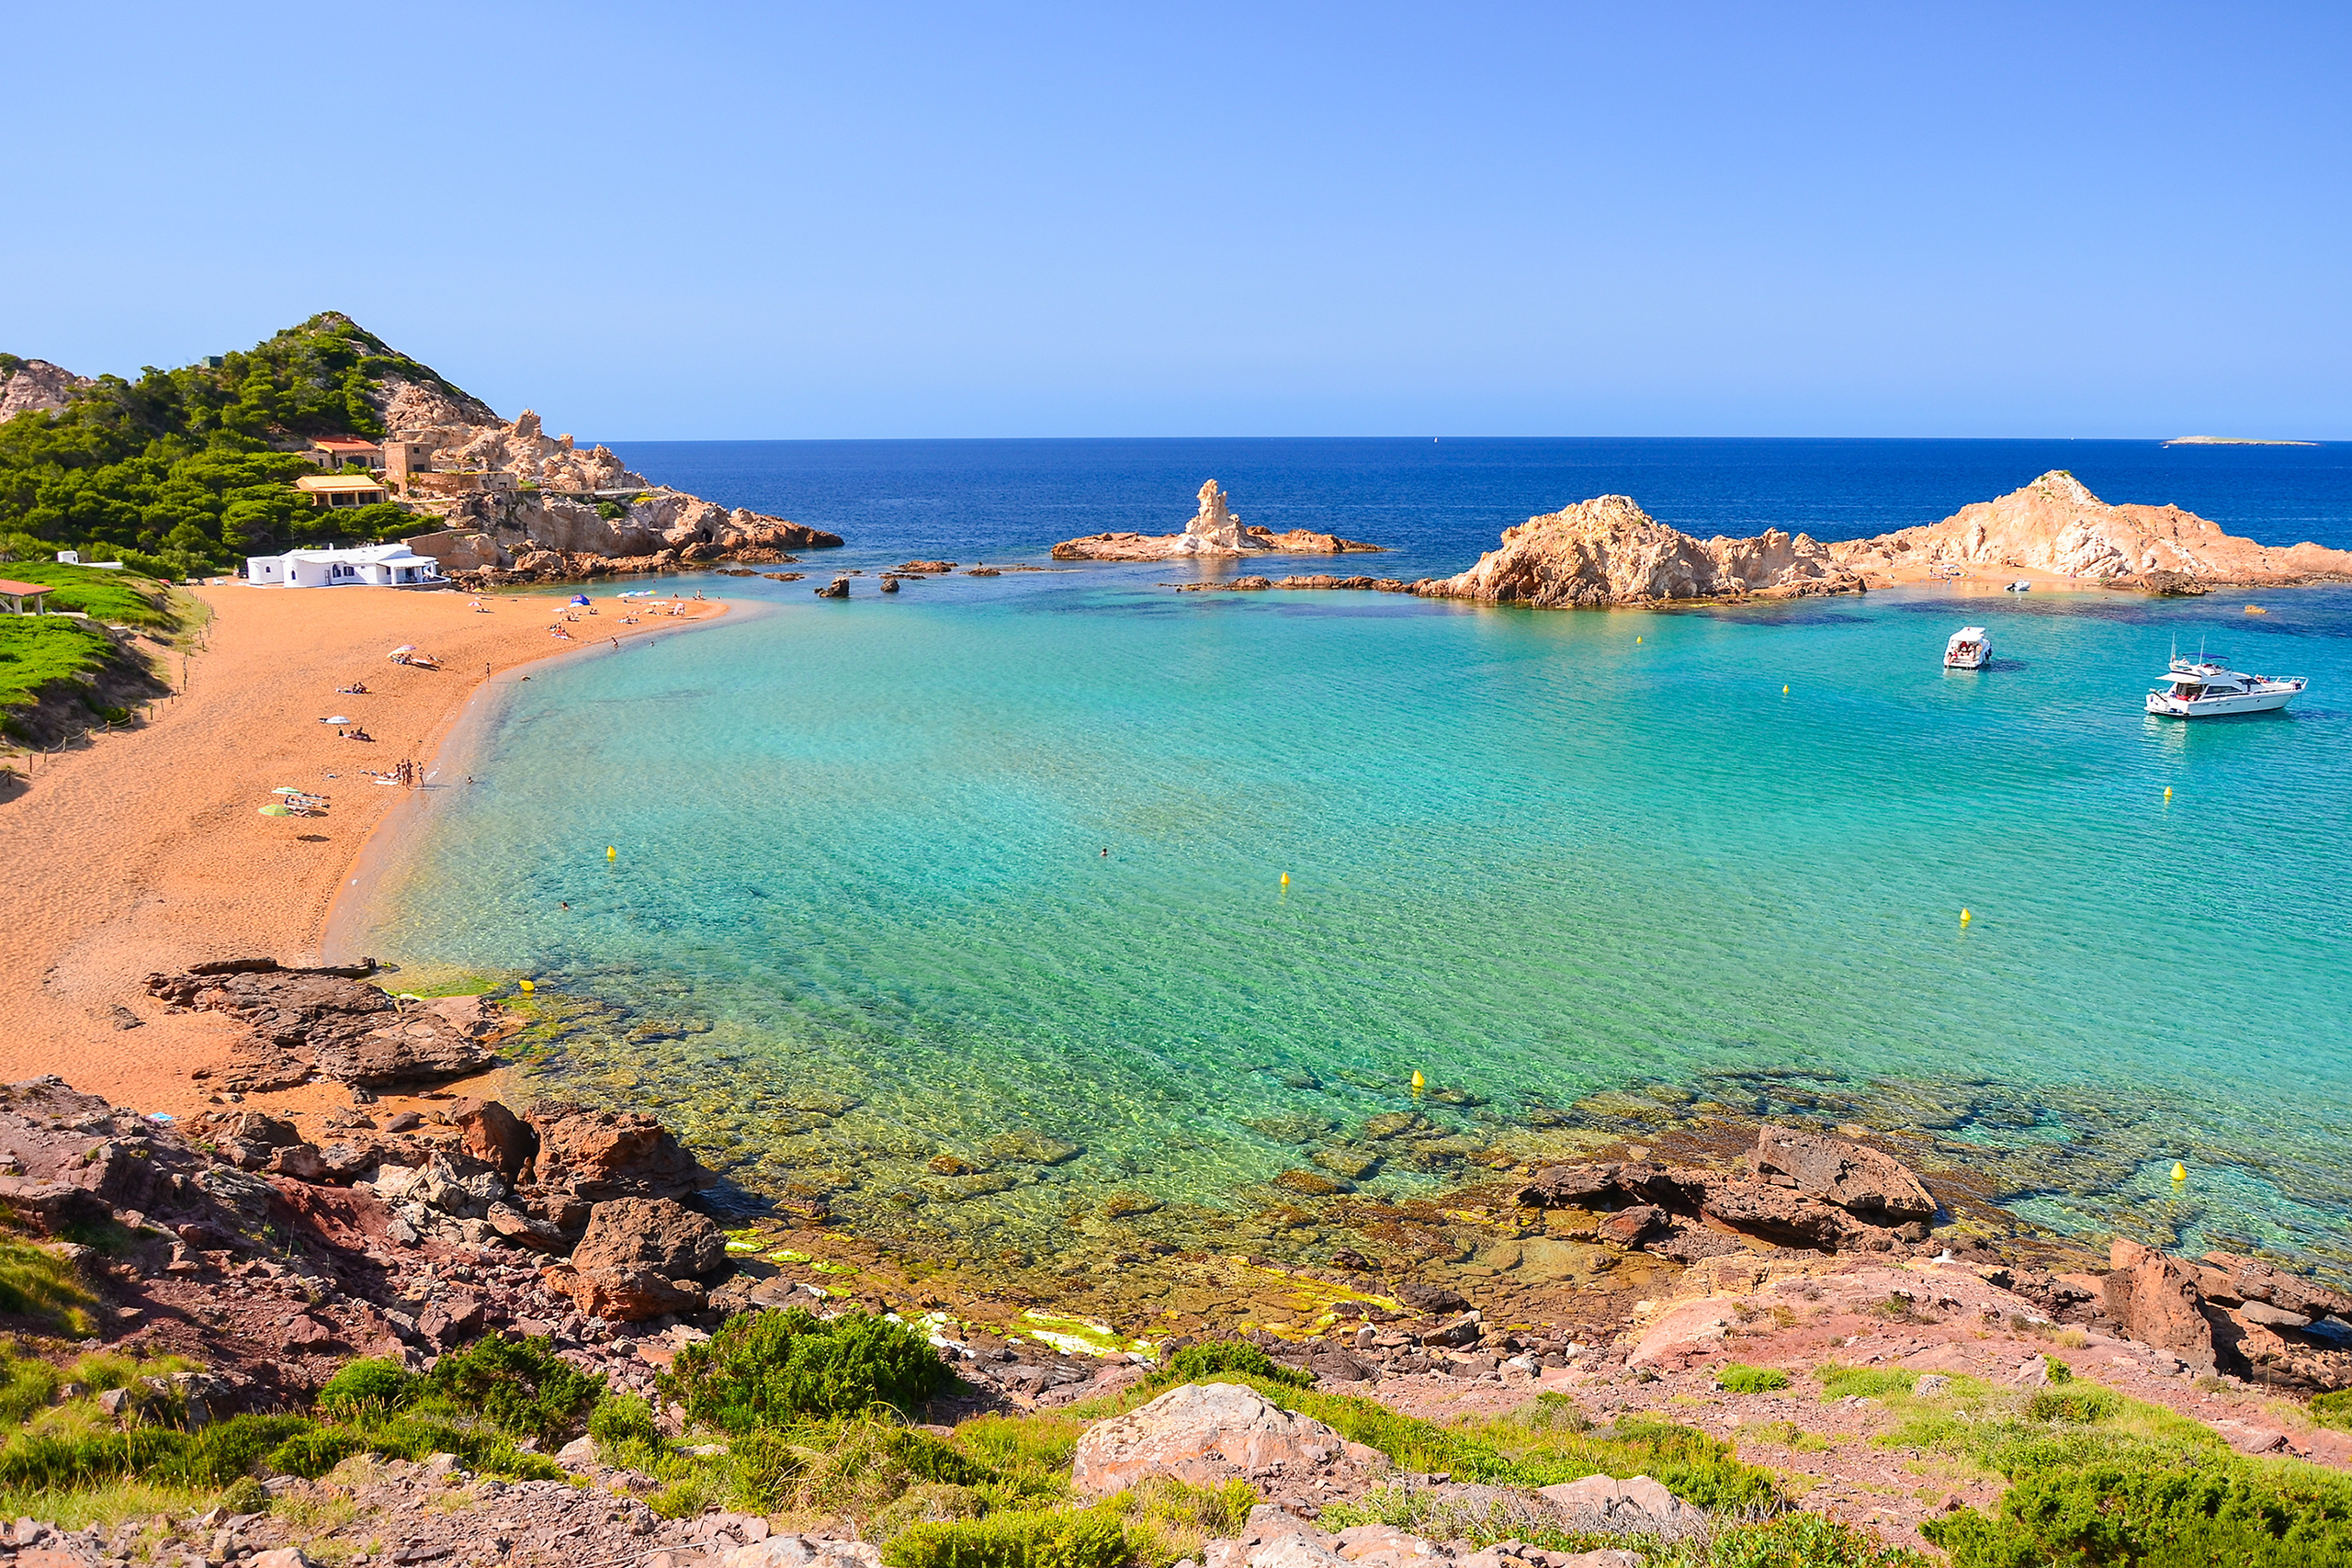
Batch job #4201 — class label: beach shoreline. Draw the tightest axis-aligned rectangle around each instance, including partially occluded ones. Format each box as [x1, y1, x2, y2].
[0, 581, 730, 1119]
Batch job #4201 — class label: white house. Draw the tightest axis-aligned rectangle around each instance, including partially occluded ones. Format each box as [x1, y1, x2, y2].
[244, 542, 447, 588]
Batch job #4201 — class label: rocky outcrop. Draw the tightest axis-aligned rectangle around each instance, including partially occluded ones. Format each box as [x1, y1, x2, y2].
[524, 1105, 710, 1207]
[145, 964, 496, 1090]
[1204, 1504, 1644, 1568]
[2103, 1238, 2219, 1371]
[417, 491, 842, 585]
[1054, 481, 1382, 561]
[0, 357, 93, 422]
[1752, 1125, 1937, 1223]
[1516, 1125, 1939, 1258]
[1829, 471, 2352, 587]
[540, 1196, 728, 1321]
[1420, 495, 1866, 608]
[1069, 1382, 1384, 1495]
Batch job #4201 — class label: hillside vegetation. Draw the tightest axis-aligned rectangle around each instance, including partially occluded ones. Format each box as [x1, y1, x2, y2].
[0, 314, 482, 578]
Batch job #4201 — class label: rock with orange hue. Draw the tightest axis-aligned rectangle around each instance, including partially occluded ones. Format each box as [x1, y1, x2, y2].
[1069, 1382, 1383, 1495]
[1830, 471, 2352, 586]
[1420, 494, 1864, 608]
[2103, 1238, 2217, 1370]
[1054, 481, 1385, 560]
[1752, 1125, 1937, 1223]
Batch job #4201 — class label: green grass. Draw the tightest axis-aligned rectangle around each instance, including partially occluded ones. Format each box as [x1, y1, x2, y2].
[0, 561, 179, 627]
[1716, 1364, 1792, 1393]
[1816, 1365, 1919, 1402]
[0, 618, 127, 728]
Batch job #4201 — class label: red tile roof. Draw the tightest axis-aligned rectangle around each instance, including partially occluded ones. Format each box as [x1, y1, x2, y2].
[311, 437, 381, 451]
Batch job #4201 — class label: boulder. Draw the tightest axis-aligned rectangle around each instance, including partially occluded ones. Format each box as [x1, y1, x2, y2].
[542, 1196, 727, 1322]
[2104, 1238, 2218, 1371]
[144, 967, 492, 1089]
[1536, 1474, 1706, 1536]
[526, 1105, 709, 1203]
[1516, 1165, 1615, 1207]
[1069, 1382, 1383, 1495]
[1751, 1126, 1936, 1221]
[450, 1098, 535, 1183]
[1421, 495, 1863, 608]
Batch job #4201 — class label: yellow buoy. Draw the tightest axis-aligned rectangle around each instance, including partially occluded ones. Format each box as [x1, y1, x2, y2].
[1782, 684, 1789, 694]
[606, 845, 617, 860]
[1411, 1069, 1426, 1090]
[2164, 786, 2173, 799]
[2172, 1161, 2187, 1182]
[1280, 872, 1290, 886]
[1636, 636, 1643, 644]
[1960, 908, 1972, 925]
[519, 979, 534, 994]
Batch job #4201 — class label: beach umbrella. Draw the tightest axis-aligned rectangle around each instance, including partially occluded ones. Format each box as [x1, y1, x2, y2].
[257, 804, 295, 816]
[571, 594, 591, 606]
[388, 645, 415, 656]
[324, 715, 351, 724]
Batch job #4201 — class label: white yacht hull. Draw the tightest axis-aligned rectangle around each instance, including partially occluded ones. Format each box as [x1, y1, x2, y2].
[1945, 651, 1988, 670]
[2146, 686, 2301, 717]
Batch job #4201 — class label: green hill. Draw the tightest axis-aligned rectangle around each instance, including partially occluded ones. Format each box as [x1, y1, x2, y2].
[0, 313, 486, 578]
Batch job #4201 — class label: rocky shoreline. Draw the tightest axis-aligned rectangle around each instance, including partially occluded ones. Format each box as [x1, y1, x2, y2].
[2, 958, 2348, 1564]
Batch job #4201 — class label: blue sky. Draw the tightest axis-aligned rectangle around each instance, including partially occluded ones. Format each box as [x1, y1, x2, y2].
[7, 3, 2346, 438]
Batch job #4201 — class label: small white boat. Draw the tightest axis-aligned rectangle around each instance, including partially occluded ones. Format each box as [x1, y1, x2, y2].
[2005, 581, 2032, 592]
[1944, 626, 1991, 669]
[2146, 654, 2307, 717]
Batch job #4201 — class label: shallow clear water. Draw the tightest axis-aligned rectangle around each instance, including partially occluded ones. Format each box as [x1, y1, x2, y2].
[359, 440, 2352, 1276]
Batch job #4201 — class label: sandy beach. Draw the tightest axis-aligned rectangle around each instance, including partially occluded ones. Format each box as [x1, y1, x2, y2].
[0, 582, 726, 1118]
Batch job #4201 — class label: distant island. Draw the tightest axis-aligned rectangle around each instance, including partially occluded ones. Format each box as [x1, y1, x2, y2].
[2164, 436, 2321, 446]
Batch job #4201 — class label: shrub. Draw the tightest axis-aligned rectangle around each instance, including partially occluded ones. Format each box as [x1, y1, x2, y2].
[1924, 1451, 2352, 1567]
[2314, 1390, 2352, 1433]
[882, 1507, 1130, 1568]
[588, 1392, 659, 1448]
[316, 1358, 416, 1420]
[1716, 1364, 1791, 1393]
[661, 1310, 949, 1432]
[885, 1428, 994, 1486]
[2029, 1384, 2123, 1426]
[726, 1428, 809, 1512]
[420, 1334, 604, 1443]
[266, 1427, 366, 1481]
[1704, 1511, 1933, 1566]
[1150, 1342, 1313, 1390]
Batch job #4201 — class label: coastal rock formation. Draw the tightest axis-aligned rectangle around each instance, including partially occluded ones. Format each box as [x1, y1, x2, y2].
[1829, 470, 2352, 587]
[1420, 495, 1866, 608]
[1069, 1382, 1383, 1494]
[523, 1104, 711, 1206]
[540, 1195, 728, 1320]
[1515, 1125, 1938, 1257]
[1054, 480, 1382, 560]
[144, 963, 496, 1090]
[1752, 1125, 1937, 1223]
[0, 356, 93, 421]
[2103, 1237, 2218, 1371]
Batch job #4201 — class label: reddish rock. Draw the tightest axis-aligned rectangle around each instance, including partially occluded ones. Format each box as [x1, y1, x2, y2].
[449, 1098, 535, 1183]
[2104, 1238, 2218, 1371]
[526, 1105, 709, 1203]
[542, 1197, 726, 1322]
[1598, 1204, 1665, 1247]
[1752, 1125, 1937, 1221]
[1069, 1382, 1382, 1495]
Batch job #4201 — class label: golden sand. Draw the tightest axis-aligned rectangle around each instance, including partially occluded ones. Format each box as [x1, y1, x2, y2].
[0, 582, 726, 1117]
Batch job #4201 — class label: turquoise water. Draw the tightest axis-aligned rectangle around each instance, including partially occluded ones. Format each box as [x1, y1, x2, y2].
[361, 565, 2352, 1277]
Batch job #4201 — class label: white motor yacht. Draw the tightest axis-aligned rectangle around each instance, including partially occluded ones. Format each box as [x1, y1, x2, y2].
[1944, 626, 1991, 669]
[2005, 581, 2032, 592]
[2146, 654, 2307, 717]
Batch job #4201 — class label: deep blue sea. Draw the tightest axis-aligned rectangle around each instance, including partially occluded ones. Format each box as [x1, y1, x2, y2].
[355, 439, 2352, 1281]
